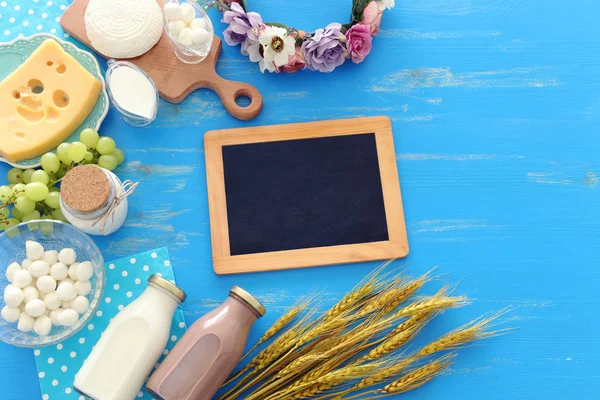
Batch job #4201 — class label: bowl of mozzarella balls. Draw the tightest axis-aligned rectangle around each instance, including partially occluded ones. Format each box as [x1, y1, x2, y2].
[163, 0, 214, 64]
[0, 220, 104, 347]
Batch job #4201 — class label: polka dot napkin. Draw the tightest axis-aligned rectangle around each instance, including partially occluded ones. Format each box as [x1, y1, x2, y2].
[34, 247, 187, 400]
[0, 0, 71, 40]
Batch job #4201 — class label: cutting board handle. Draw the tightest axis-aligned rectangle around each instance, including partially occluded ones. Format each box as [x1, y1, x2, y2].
[208, 76, 263, 121]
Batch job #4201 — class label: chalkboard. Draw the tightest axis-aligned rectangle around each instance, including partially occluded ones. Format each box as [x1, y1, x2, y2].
[222, 133, 389, 255]
[205, 117, 408, 274]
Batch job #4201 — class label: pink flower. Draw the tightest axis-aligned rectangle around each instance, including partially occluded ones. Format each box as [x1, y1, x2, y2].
[279, 47, 306, 73]
[345, 24, 373, 63]
[361, 1, 383, 35]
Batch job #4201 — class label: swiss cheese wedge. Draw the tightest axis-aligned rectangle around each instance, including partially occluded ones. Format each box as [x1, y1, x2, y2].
[0, 39, 102, 162]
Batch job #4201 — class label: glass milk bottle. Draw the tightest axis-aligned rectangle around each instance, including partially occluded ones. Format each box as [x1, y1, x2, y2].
[60, 165, 138, 236]
[146, 286, 265, 400]
[74, 275, 186, 400]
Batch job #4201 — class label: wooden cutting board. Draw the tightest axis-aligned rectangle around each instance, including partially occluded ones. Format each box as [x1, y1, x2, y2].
[60, 0, 263, 121]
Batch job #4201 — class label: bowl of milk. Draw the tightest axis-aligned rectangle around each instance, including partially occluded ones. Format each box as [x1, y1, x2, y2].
[105, 60, 159, 127]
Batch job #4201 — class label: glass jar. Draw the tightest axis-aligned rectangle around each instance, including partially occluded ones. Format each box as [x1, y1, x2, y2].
[60, 165, 137, 236]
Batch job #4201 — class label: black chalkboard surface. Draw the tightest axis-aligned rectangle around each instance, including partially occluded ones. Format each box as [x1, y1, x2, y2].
[205, 117, 408, 274]
[222, 133, 389, 255]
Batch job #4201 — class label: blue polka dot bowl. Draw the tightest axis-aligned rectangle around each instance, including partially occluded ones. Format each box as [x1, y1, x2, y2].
[0, 220, 105, 347]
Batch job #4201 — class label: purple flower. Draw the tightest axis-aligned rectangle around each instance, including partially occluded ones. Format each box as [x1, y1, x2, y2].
[302, 23, 347, 73]
[222, 2, 263, 46]
[345, 24, 373, 63]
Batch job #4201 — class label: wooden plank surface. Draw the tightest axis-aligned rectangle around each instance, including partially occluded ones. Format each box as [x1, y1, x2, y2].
[1, 0, 599, 399]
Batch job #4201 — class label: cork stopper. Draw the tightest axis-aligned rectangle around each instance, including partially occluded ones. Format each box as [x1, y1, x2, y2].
[61, 165, 111, 213]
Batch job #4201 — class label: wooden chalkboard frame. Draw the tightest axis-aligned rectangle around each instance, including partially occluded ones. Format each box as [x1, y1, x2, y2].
[205, 116, 409, 275]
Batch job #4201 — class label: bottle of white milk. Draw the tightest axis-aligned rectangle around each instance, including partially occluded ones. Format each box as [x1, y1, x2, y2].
[73, 275, 186, 400]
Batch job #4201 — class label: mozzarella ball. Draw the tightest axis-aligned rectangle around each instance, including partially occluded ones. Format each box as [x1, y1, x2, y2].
[74, 280, 92, 296]
[191, 27, 210, 45]
[56, 282, 77, 301]
[1, 305, 21, 323]
[68, 263, 79, 281]
[4, 285, 24, 307]
[5, 262, 21, 282]
[178, 27, 194, 46]
[12, 269, 33, 288]
[17, 313, 35, 332]
[26, 241, 44, 261]
[50, 262, 68, 281]
[190, 17, 207, 31]
[42, 250, 59, 265]
[62, 301, 71, 309]
[43, 309, 50, 316]
[21, 259, 32, 270]
[71, 296, 90, 315]
[24, 298, 46, 317]
[37, 275, 57, 294]
[28, 260, 50, 278]
[164, 2, 182, 20]
[22, 286, 40, 303]
[58, 248, 76, 265]
[57, 309, 79, 327]
[49, 308, 63, 325]
[34, 315, 52, 336]
[76, 261, 94, 281]
[60, 278, 75, 286]
[168, 20, 186, 36]
[180, 2, 195, 24]
[43, 291, 62, 310]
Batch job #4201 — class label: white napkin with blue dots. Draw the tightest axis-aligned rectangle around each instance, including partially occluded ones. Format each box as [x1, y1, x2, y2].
[34, 247, 188, 400]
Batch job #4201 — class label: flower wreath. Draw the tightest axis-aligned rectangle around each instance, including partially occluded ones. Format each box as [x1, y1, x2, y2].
[206, 0, 395, 73]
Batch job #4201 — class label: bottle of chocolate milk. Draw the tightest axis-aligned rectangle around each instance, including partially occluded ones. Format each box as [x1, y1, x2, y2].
[146, 286, 265, 400]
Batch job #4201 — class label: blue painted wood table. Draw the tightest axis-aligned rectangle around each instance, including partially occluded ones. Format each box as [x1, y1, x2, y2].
[1, 0, 599, 399]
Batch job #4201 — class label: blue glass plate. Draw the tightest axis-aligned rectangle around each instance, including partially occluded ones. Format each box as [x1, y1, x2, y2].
[0, 33, 109, 169]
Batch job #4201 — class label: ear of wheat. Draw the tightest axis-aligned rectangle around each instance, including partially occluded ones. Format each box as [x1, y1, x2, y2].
[218, 263, 510, 400]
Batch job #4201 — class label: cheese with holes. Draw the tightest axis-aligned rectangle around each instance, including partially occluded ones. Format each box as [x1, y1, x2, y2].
[0, 39, 102, 162]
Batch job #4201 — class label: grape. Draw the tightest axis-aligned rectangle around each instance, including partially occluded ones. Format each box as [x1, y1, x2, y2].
[25, 182, 49, 202]
[45, 191, 61, 209]
[14, 197, 36, 213]
[84, 151, 94, 162]
[22, 169, 35, 184]
[0, 218, 20, 232]
[68, 141, 87, 163]
[31, 170, 50, 185]
[12, 183, 26, 198]
[52, 208, 68, 222]
[97, 137, 116, 155]
[0, 208, 9, 219]
[111, 148, 125, 165]
[56, 163, 69, 179]
[11, 207, 24, 220]
[22, 210, 41, 221]
[7, 168, 23, 184]
[40, 216, 54, 234]
[57, 143, 71, 164]
[40, 152, 61, 174]
[98, 155, 118, 171]
[0, 185, 13, 204]
[80, 128, 100, 149]
[49, 186, 60, 193]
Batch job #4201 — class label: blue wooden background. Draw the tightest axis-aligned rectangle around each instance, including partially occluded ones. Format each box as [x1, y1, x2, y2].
[1, 0, 599, 398]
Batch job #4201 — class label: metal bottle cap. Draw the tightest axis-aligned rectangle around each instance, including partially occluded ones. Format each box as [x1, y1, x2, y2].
[230, 286, 266, 317]
[148, 274, 187, 303]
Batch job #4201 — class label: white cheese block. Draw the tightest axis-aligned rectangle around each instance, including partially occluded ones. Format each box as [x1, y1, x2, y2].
[85, 0, 163, 59]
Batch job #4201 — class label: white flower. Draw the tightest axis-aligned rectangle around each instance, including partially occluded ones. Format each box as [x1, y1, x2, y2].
[258, 26, 296, 67]
[378, 0, 395, 10]
[241, 38, 277, 73]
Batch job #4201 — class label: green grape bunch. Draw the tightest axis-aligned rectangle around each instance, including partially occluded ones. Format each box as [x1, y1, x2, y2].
[0, 129, 125, 232]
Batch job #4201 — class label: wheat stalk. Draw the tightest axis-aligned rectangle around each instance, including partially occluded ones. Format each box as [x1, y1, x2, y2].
[380, 354, 454, 394]
[343, 354, 455, 400]
[361, 325, 420, 362]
